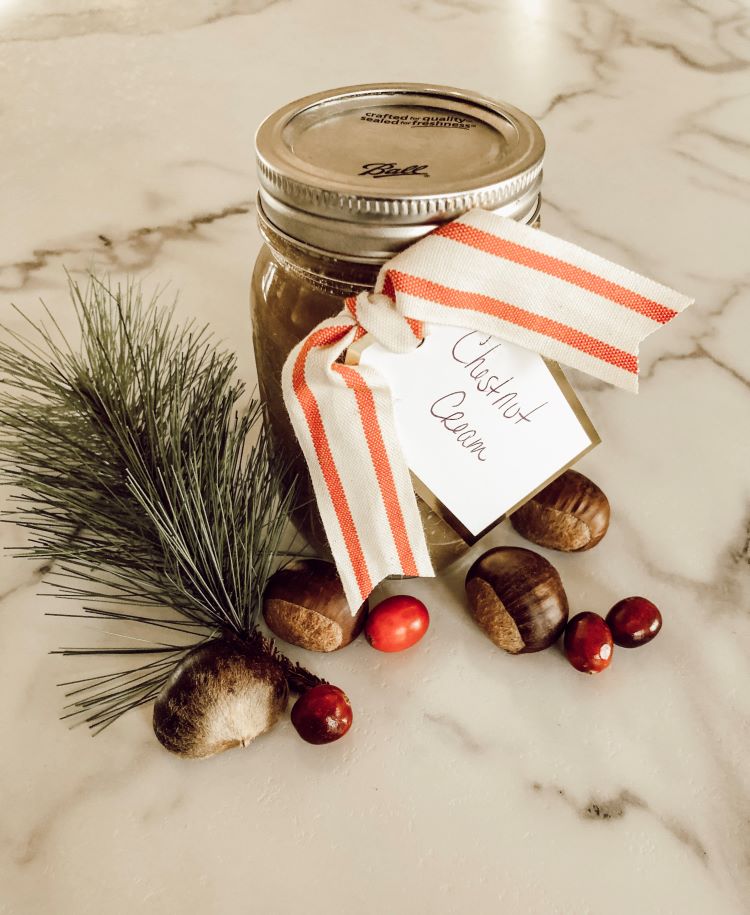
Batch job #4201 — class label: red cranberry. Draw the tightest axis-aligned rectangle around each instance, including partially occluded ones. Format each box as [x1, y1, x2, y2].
[563, 612, 614, 674]
[291, 684, 352, 745]
[365, 595, 430, 652]
[606, 596, 662, 648]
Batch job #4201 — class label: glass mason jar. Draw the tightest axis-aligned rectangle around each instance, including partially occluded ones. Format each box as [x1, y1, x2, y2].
[252, 84, 545, 571]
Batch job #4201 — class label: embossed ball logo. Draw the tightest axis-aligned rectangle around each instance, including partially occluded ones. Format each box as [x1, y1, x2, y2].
[358, 162, 430, 178]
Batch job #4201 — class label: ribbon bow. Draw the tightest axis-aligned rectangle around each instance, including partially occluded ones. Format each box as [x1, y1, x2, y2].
[282, 208, 692, 610]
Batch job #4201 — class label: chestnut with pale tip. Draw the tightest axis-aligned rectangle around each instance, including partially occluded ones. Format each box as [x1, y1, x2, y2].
[152, 638, 288, 759]
[465, 546, 569, 653]
[510, 469, 610, 552]
[262, 558, 367, 652]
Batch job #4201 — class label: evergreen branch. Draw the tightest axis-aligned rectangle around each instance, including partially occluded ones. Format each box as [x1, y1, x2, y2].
[0, 274, 319, 730]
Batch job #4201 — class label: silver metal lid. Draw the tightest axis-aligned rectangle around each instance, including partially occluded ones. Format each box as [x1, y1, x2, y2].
[255, 83, 545, 261]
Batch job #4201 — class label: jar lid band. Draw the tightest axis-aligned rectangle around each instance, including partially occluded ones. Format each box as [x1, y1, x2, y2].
[255, 83, 545, 259]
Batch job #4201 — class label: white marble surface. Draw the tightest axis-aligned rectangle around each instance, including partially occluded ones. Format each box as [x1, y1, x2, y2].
[1, 1, 749, 912]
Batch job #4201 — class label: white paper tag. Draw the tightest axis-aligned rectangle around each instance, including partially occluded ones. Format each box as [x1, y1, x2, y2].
[354, 324, 599, 540]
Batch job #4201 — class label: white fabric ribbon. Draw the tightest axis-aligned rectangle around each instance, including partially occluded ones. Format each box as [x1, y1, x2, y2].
[281, 208, 693, 610]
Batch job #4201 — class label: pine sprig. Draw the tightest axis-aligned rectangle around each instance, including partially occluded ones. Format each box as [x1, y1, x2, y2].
[0, 274, 319, 733]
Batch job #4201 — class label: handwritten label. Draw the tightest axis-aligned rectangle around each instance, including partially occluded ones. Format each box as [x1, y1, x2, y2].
[356, 324, 598, 538]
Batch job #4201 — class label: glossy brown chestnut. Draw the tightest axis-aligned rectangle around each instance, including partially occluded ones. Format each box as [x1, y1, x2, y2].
[263, 558, 367, 652]
[465, 547, 569, 654]
[606, 596, 662, 648]
[291, 684, 353, 745]
[563, 612, 614, 673]
[510, 469, 610, 552]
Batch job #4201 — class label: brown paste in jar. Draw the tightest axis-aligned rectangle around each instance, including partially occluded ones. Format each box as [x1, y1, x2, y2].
[251, 221, 469, 571]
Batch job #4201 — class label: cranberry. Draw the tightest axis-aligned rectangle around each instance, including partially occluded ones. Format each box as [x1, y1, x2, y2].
[291, 684, 353, 745]
[563, 612, 614, 674]
[606, 596, 662, 648]
[364, 595, 430, 652]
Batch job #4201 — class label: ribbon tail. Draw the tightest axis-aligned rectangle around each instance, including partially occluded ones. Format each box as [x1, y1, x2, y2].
[375, 208, 694, 394]
[282, 311, 433, 611]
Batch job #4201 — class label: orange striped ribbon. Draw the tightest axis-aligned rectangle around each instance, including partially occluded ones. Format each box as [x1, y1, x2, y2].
[281, 208, 693, 610]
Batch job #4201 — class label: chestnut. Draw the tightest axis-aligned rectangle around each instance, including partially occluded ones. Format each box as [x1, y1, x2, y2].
[465, 546, 569, 653]
[510, 469, 610, 552]
[262, 558, 367, 652]
[152, 639, 288, 758]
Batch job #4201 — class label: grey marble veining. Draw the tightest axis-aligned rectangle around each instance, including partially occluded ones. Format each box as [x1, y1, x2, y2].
[0, 0, 749, 913]
[0, 199, 256, 292]
[0, 0, 283, 41]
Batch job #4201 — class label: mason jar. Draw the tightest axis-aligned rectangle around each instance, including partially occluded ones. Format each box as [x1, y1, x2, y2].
[252, 83, 545, 571]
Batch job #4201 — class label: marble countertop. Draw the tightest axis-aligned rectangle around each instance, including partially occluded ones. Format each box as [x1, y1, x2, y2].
[1, 1, 749, 913]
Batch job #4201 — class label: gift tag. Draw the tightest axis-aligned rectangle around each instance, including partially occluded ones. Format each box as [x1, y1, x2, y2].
[347, 324, 599, 542]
